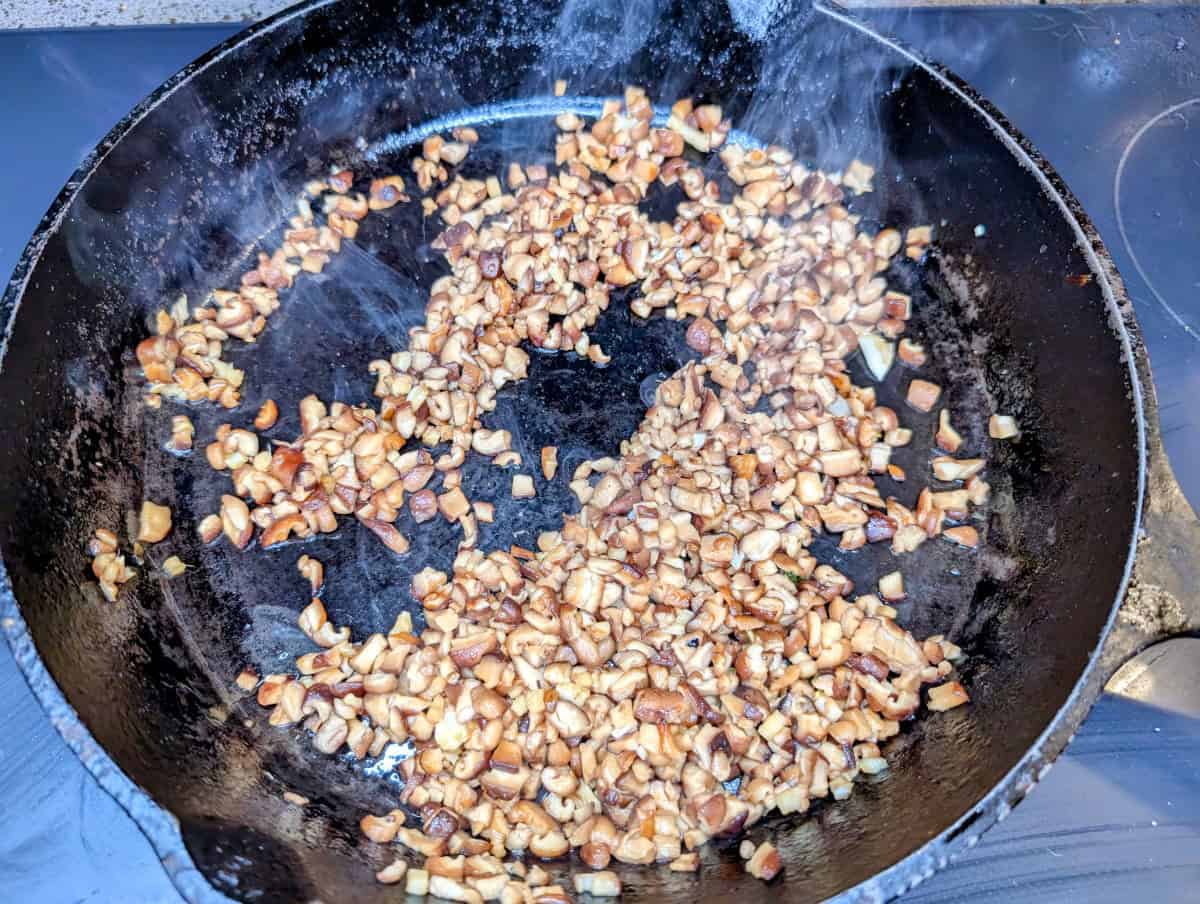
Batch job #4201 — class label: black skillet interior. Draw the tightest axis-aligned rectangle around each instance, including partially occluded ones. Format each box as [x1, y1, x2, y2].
[0, 1, 1141, 902]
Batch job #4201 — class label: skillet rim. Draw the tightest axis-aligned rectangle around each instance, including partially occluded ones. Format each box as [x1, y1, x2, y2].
[0, 2, 1147, 901]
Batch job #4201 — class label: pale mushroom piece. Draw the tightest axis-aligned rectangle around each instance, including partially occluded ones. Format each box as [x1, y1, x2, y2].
[296, 554, 324, 593]
[879, 570, 905, 601]
[935, 408, 963, 453]
[989, 414, 1020, 439]
[411, 489, 440, 523]
[439, 488, 471, 521]
[859, 332, 895, 381]
[137, 500, 172, 543]
[668, 853, 699, 872]
[89, 529, 136, 603]
[905, 224, 934, 259]
[943, 525, 980, 548]
[512, 474, 536, 499]
[406, 869, 430, 896]
[167, 414, 194, 452]
[439, 141, 471, 165]
[493, 450, 523, 468]
[898, 338, 927, 368]
[745, 841, 783, 881]
[931, 457, 986, 482]
[197, 514, 222, 544]
[573, 872, 622, 897]
[841, 158, 875, 195]
[376, 860, 407, 885]
[928, 681, 970, 711]
[740, 528, 781, 562]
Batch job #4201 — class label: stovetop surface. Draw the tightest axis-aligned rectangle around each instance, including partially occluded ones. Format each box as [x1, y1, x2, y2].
[0, 7, 1198, 903]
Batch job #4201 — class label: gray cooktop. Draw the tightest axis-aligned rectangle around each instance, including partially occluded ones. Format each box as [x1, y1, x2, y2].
[1, 7, 1198, 903]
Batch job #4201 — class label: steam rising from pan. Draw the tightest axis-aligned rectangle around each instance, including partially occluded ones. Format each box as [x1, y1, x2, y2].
[367, 97, 764, 163]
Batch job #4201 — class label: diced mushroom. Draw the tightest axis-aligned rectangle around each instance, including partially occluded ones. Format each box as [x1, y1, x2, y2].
[440, 488, 471, 521]
[219, 495, 252, 548]
[376, 860, 408, 884]
[927, 681, 970, 711]
[745, 841, 783, 881]
[573, 872, 622, 897]
[137, 500, 173, 543]
[935, 409, 963, 453]
[740, 528, 781, 562]
[931, 457, 986, 481]
[989, 414, 1020, 440]
[512, 475, 536, 499]
[254, 399, 279, 430]
[406, 869, 430, 896]
[859, 333, 895, 381]
[906, 379, 941, 413]
[541, 446, 558, 480]
[879, 571, 905, 601]
[942, 526, 980, 548]
[898, 338, 927, 368]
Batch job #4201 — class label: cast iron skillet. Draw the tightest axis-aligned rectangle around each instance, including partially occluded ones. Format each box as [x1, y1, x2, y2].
[0, 1, 1156, 901]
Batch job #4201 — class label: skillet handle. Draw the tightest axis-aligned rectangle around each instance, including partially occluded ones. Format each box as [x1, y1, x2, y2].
[1109, 434, 1200, 669]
